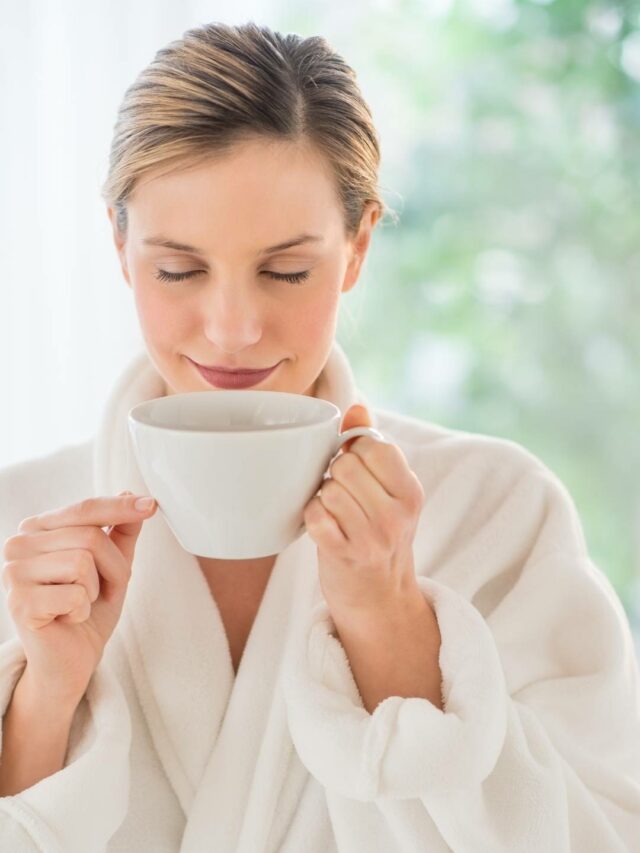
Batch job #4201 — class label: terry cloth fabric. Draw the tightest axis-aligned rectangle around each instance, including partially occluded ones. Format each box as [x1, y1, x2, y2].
[0, 338, 638, 852]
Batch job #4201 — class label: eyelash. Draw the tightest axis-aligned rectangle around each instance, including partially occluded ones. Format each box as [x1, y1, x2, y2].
[153, 269, 311, 286]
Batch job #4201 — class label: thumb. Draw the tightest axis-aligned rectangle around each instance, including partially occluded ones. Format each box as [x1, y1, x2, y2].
[108, 490, 156, 564]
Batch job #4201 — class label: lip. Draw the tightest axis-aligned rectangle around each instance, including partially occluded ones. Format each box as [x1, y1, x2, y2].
[188, 357, 282, 389]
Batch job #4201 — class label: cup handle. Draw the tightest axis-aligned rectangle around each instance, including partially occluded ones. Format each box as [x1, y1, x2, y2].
[294, 426, 388, 539]
[331, 425, 387, 456]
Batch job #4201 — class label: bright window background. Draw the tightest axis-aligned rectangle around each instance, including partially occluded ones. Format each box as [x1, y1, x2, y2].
[1, 0, 638, 655]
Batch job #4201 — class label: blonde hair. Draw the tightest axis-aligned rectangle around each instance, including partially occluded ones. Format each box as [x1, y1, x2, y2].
[100, 20, 397, 240]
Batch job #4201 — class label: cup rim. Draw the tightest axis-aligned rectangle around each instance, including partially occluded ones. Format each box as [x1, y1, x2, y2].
[128, 388, 341, 435]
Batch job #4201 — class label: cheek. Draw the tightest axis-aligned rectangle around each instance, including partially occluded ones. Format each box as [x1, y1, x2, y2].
[133, 284, 191, 340]
[286, 282, 341, 344]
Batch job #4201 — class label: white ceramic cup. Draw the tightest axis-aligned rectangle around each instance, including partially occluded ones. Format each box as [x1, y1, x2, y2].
[128, 389, 386, 559]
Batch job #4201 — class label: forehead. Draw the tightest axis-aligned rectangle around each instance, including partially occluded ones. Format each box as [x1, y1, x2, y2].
[127, 138, 344, 249]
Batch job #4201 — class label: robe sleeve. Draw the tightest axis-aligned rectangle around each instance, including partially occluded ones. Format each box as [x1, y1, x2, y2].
[282, 459, 640, 852]
[0, 637, 131, 853]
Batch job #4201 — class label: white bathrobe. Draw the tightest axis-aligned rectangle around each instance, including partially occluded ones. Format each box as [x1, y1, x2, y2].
[0, 340, 639, 853]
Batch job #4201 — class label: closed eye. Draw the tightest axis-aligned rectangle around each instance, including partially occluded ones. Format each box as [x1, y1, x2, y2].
[154, 269, 311, 285]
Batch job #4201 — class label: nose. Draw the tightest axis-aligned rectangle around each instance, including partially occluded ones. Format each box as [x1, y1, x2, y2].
[201, 281, 263, 353]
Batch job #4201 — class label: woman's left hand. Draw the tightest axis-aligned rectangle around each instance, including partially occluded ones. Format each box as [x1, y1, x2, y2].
[303, 403, 426, 622]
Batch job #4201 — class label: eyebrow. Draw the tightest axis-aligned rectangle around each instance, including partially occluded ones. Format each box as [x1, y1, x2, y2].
[141, 233, 324, 256]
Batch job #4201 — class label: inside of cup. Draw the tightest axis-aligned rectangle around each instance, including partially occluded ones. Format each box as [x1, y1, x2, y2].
[131, 389, 338, 433]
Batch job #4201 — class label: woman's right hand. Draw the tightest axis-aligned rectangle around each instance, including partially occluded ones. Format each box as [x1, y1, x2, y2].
[1, 492, 157, 707]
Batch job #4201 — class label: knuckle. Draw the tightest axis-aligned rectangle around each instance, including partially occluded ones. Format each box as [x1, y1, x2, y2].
[382, 442, 403, 467]
[3, 534, 23, 562]
[17, 516, 36, 533]
[72, 584, 87, 607]
[321, 478, 337, 495]
[74, 549, 96, 577]
[321, 480, 342, 503]
[408, 476, 425, 510]
[6, 586, 23, 619]
[1, 560, 17, 590]
[304, 497, 319, 521]
[82, 525, 104, 551]
[330, 453, 356, 480]
[74, 552, 100, 599]
[76, 498, 94, 517]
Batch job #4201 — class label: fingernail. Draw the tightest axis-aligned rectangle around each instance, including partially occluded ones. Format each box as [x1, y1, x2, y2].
[134, 496, 155, 512]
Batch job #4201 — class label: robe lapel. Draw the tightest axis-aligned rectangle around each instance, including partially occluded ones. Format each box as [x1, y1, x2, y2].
[94, 350, 235, 813]
[179, 531, 322, 852]
[118, 514, 234, 814]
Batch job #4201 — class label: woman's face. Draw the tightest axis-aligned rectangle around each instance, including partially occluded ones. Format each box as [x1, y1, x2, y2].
[107, 137, 379, 397]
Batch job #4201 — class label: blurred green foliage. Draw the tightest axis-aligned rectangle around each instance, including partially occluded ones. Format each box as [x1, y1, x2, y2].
[276, 0, 640, 628]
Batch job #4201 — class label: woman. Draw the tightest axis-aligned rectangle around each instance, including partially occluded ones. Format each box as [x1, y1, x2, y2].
[0, 20, 638, 853]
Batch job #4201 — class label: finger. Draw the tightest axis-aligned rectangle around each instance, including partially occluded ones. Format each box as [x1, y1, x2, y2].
[104, 490, 131, 536]
[347, 439, 419, 502]
[327, 451, 394, 520]
[17, 493, 157, 535]
[5, 523, 125, 571]
[318, 480, 370, 543]
[305, 496, 349, 546]
[4, 549, 101, 602]
[4, 525, 129, 592]
[102, 490, 155, 565]
[15, 582, 91, 630]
